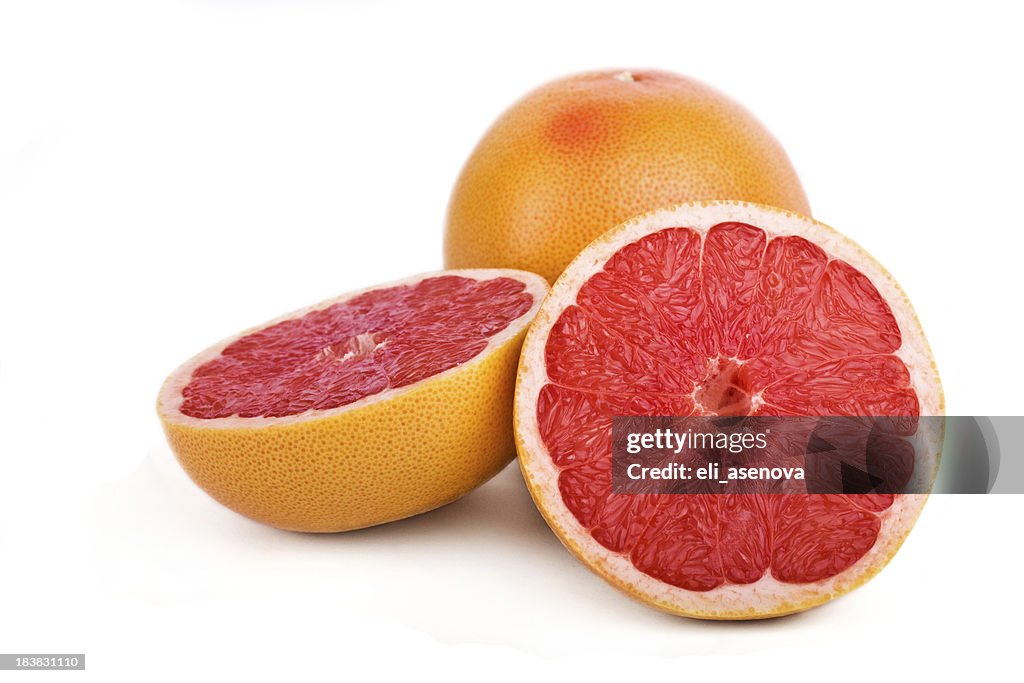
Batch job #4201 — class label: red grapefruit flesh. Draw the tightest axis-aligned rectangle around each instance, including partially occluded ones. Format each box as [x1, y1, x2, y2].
[159, 269, 548, 532]
[514, 202, 942, 618]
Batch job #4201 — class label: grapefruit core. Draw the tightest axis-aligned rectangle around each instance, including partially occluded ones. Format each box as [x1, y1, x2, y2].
[159, 269, 548, 532]
[445, 68, 810, 283]
[514, 201, 942, 619]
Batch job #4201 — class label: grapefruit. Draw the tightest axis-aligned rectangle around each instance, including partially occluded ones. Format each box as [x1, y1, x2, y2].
[514, 201, 942, 618]
[445, 69, 810, 283]
[158, 269, 548, 532]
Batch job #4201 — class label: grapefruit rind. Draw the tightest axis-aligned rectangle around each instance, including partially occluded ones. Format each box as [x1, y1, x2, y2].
[513, 201, 943, 619]
[159, 269, 548, 532]
[444, 69, 812, 283]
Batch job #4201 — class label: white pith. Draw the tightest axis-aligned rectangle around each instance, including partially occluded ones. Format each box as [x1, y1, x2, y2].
[514, 201, 944, 618]
[159, 269, 548, 430]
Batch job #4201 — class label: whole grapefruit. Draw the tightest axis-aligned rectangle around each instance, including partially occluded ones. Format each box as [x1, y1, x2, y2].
[445, 69, 811, 283]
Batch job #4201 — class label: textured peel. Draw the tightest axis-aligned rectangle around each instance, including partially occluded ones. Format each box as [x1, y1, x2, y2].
[445, 69, 810, 283]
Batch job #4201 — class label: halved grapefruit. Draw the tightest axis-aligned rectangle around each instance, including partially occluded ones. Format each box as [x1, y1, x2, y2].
[514, 201, 942, 618]
[159, 269, 548, 532]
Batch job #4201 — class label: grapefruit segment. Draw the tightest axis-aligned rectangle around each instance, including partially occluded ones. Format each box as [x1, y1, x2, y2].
[159, 269, 548, 532]
[700, 222, 766, 357]
[761, 354, 920, 416]
[514, 201, 942, 618]
[738, 235, 828, 360]
[769, 495, 883, 583]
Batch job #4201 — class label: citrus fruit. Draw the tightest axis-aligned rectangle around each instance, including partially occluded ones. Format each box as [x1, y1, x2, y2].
[158, 269, 548, 532]
[514, 201, 942, 618]
[445, 69, 810, 283]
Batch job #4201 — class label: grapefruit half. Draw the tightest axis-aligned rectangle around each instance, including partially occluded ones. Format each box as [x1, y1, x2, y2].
[514, 201, 942, 618]
[445, 69, 810, 283]
[159, 269, 548, 532]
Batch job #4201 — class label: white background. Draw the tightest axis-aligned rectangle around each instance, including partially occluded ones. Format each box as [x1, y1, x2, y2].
[2, 0, 1022, 679]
